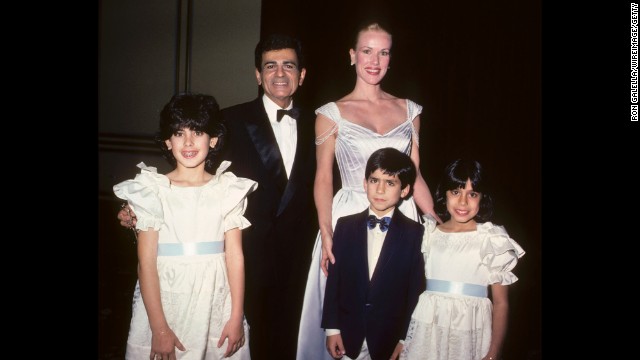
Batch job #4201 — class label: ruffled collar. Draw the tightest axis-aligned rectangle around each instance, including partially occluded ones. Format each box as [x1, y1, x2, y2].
[215, 160, 231, 176]
[135, 161, 234, 189]
[476, 221, 509, 238]
[135, 162, 170, 188]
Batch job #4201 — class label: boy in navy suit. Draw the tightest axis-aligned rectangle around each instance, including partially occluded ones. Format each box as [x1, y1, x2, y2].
[321, 147, 426, 360]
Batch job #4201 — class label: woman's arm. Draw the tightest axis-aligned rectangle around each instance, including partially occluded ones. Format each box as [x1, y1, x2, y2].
[410, 116, 442, 224]
[484, 283, 509, 360]
[137, 230, 185, 358]
[219, 227, 246, 357]
[314, 113, 337, 276]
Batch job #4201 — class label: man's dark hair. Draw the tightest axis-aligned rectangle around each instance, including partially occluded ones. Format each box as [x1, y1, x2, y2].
[254, 33, 305, 70]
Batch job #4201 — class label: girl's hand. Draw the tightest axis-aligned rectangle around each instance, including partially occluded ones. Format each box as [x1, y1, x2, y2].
[150, 328, 185, 360]
[218, 318, 245, 357]
[320, 232, 334, 277]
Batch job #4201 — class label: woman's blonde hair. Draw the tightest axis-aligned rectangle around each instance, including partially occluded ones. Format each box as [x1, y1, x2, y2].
[352, 21, 392, 49]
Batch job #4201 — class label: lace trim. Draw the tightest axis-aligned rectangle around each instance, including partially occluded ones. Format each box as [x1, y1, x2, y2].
[411, 121, 420, 148]
[401, 317, 489, 359]
[315, 123, 338, 145]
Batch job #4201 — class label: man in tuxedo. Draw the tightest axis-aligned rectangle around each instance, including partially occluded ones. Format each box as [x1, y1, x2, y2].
[220, 34, 317, 360]
[321, 148, 425, 360]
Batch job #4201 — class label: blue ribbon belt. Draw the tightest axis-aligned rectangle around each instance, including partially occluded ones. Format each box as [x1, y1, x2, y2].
[157, 241, 224, 256]
[426, 279, 487, 298]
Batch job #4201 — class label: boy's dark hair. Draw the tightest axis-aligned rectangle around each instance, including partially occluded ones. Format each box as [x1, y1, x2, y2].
[434, 159, 494, 222]
[364, 148, 416, 191]
[156, 92, 226, 171]
[254, 33, 305, 70]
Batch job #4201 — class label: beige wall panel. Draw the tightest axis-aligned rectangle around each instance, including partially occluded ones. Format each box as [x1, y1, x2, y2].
[190, 0, 261, 108]
[99, 0, 261, 195]
[99, 0, 177, 135]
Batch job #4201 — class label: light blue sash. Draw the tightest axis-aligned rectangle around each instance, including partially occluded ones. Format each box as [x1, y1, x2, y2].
[426, 278, 487, 298]
[157, 241, 224, 256]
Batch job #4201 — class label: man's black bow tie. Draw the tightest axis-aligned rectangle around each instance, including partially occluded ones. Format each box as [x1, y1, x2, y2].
[276, 107, 300, 122]
[367, 215, 391, 232]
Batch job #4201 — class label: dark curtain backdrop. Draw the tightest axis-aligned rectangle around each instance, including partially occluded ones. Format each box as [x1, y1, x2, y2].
[260, 1, 541, 359]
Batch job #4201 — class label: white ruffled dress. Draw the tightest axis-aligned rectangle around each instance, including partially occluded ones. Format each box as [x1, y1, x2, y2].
[113, 161, 257, 360]
[401, 216, 525, 360]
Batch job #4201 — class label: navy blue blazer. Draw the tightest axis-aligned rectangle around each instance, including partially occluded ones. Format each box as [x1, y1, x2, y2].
[321, 208, 426, 360]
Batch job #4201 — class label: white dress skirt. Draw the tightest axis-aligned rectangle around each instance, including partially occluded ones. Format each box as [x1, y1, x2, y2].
[114, 161, 257, 360]
[400, 217, 525, 360]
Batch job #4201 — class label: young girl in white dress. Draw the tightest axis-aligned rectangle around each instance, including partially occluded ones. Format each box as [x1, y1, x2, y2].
[113, 93, 256, 360]
[401, 159, 525, 360]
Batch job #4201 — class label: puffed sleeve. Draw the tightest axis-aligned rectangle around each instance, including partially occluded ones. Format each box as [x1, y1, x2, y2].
[112, 162, 169, 231]
[406, 99, 423, 120]
[420, 214, 438, 255]
[314, 102, 339, 145]
[478, 222, 526, 285]
[215, 161, 258, 232]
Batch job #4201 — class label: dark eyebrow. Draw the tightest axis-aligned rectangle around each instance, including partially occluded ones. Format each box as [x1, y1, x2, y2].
[263, 60, 298, 67]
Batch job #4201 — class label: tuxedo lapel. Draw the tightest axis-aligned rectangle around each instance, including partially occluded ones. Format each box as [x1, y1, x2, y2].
[244, 100, 288, 194]
[344, 210, 373, 286]
[276, 113, 310, 216]
[356, 211, 372, 286]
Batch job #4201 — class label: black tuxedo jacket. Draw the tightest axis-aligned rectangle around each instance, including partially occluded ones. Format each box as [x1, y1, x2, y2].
[321, 208, 426, 360]
[220, 97, 317, 290]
